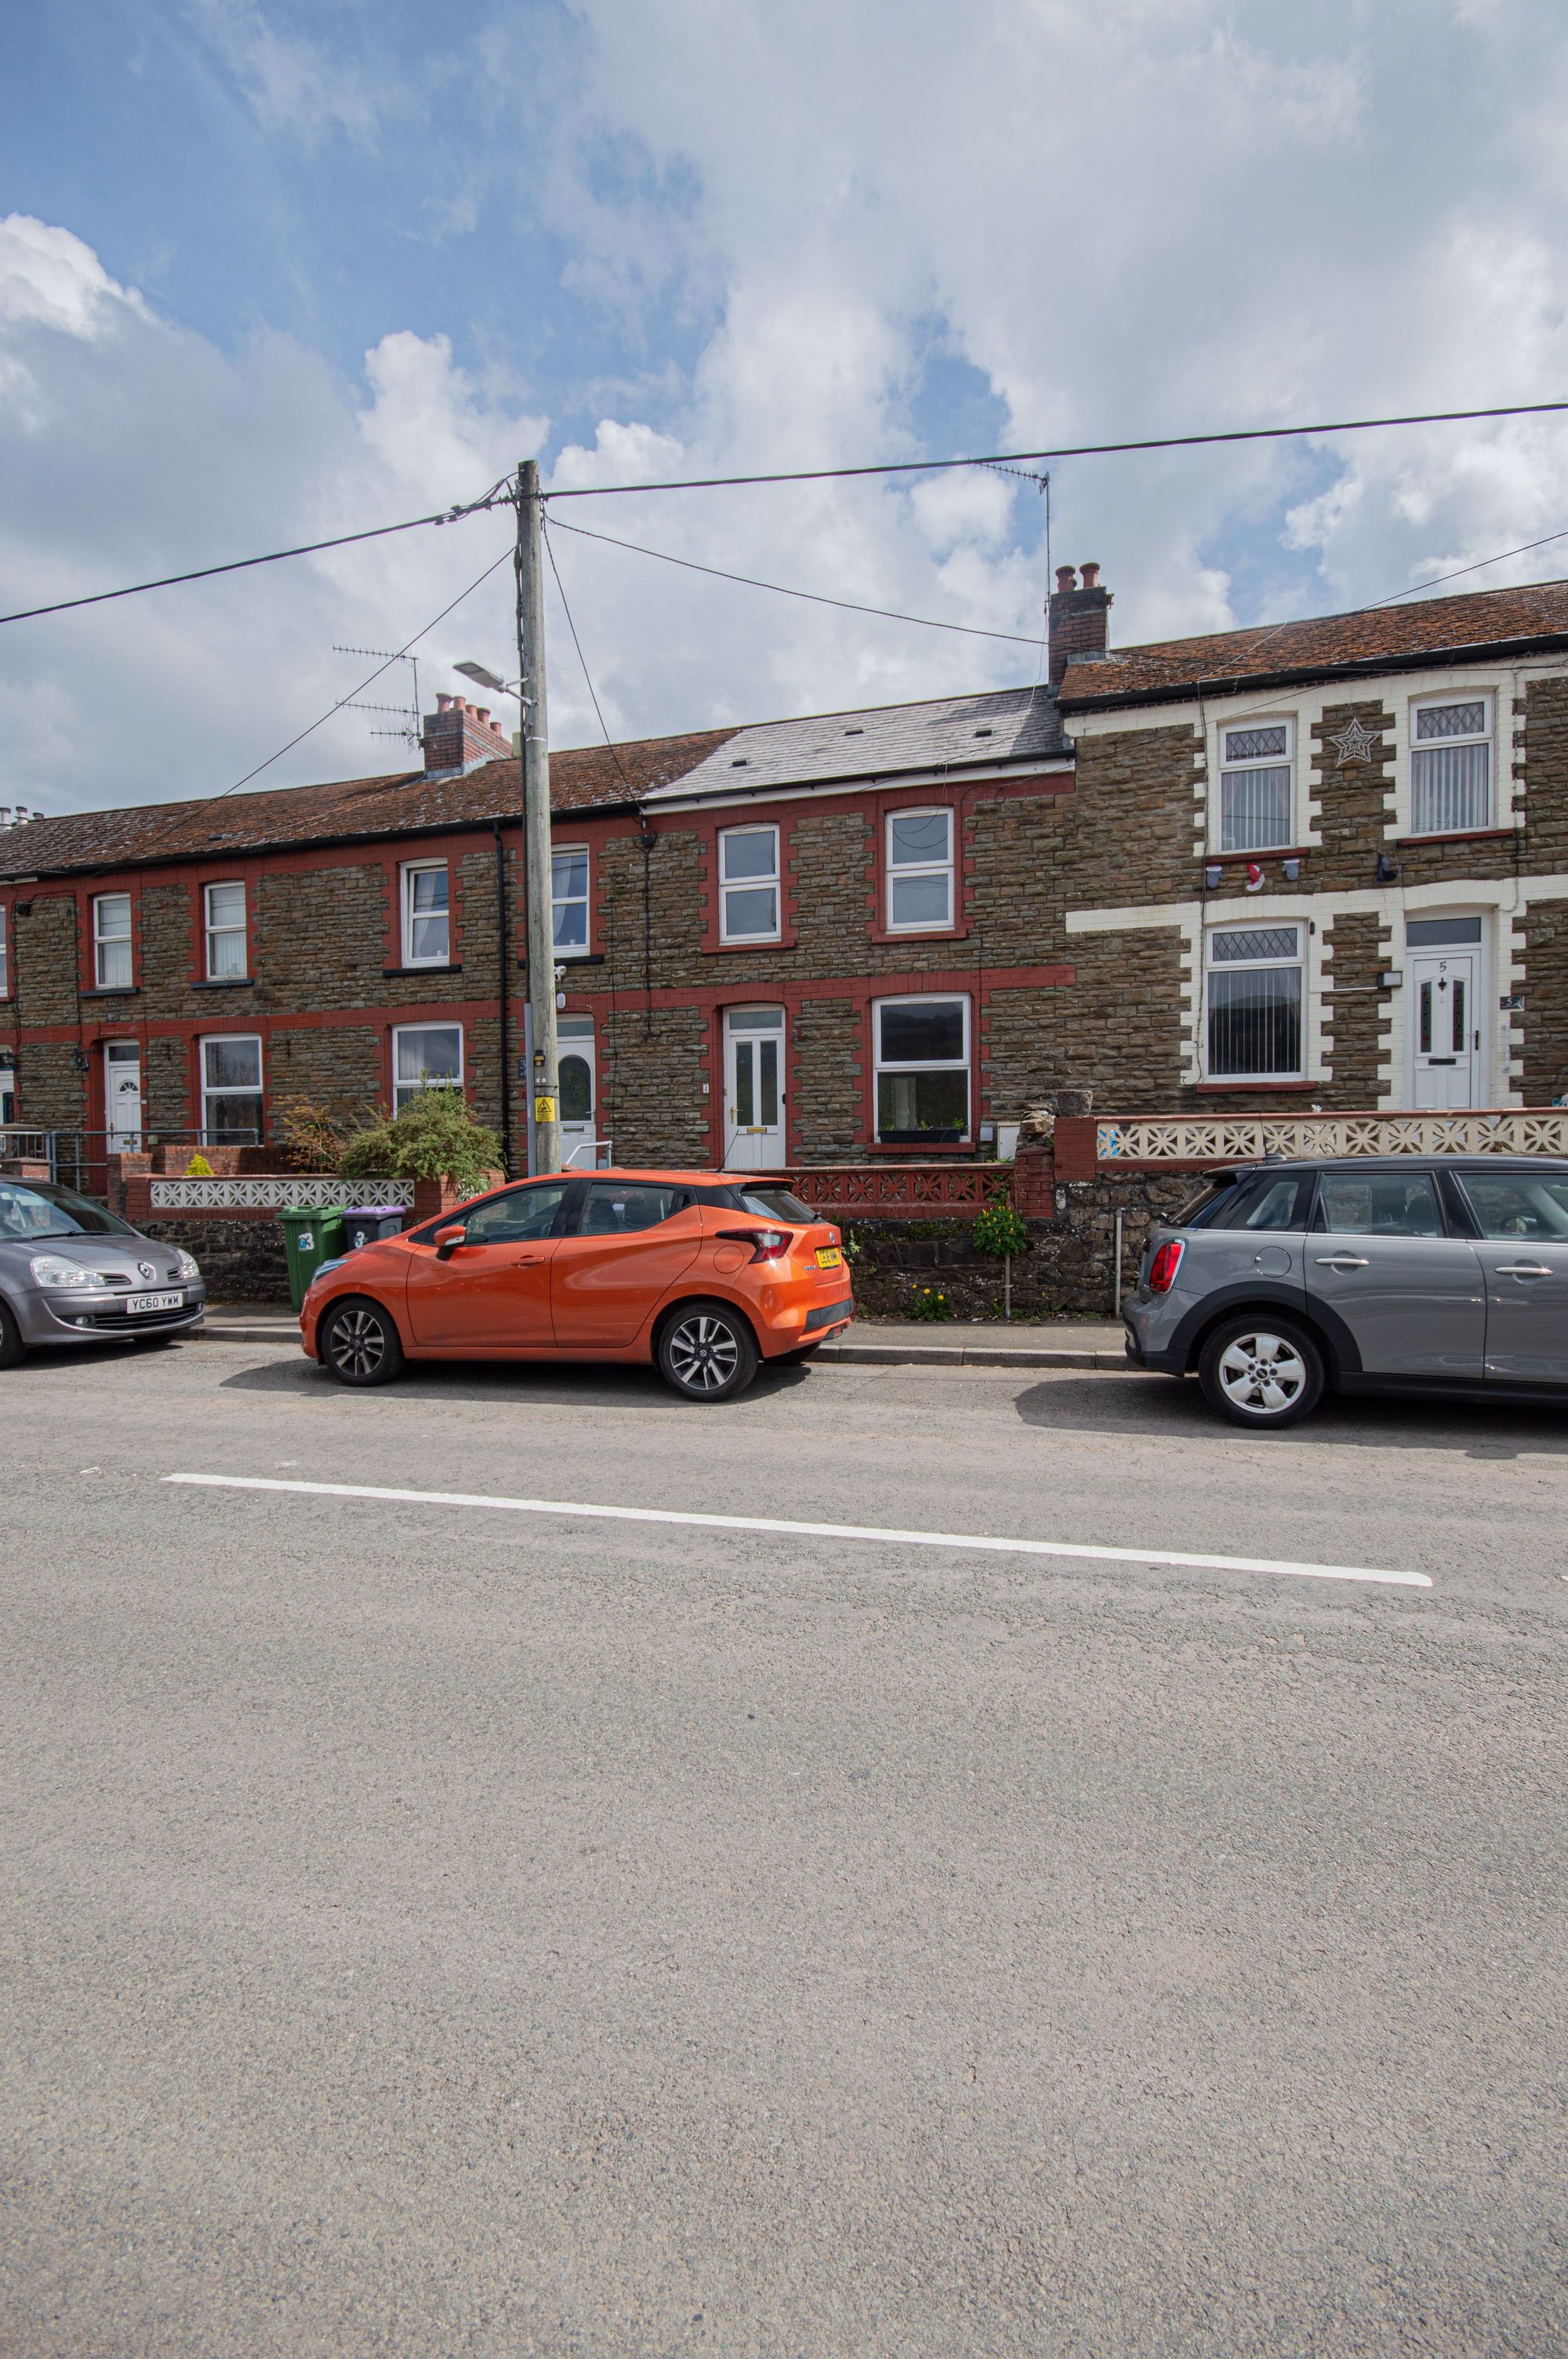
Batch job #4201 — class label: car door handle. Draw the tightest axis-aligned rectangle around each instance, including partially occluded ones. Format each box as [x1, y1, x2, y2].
[510, 1252, 544, 1265]
[1495, 1261, 1552, 1277]
[1314, 1255, 1369, 1270]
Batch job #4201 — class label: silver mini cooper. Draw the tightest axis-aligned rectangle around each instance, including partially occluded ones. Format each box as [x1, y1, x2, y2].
[1122, 1154, 1568, 1427]
[0, 1176, 205, 1366]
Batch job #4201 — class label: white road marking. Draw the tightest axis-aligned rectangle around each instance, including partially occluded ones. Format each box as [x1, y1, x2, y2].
[163, 1472, 1432, 1590]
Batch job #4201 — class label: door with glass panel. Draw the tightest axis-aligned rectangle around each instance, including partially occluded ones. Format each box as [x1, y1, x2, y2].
[723, 1007, 786, 1169]
[558, 1016, 599, 1167]
[1406, 914, 1482, 1110]
[104, 1043, 142, 1150]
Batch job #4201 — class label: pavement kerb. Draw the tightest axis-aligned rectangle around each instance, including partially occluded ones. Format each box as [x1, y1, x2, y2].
[190, 1318, 1134, 1371]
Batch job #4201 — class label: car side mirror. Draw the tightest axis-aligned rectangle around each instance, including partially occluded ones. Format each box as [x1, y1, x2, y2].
[434, 1224, 466, 1260]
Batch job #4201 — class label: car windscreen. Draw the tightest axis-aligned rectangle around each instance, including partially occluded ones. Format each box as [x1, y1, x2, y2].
[0, 1180, 136, 1241]
[731, 1187, 818, 1223]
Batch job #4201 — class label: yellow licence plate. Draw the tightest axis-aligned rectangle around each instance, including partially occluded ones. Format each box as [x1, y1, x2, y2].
[815, 1246, 842, 1269]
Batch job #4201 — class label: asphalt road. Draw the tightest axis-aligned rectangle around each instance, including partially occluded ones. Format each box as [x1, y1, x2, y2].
[2, 1335, 1565, 2357]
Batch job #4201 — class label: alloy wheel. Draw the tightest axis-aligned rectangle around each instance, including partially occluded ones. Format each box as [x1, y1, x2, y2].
[329, 1307, 387, 1379]
[1215, 1331, 1307, 1417]
[667, 1313, 740, 1392]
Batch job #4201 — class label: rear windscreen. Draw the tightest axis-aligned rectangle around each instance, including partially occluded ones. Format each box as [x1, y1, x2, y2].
[1185, 1171, 1310, 1231]
[731, 1187, 818, 1224]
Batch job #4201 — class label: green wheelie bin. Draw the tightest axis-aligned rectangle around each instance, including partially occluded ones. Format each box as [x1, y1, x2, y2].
[278, 1205, 348, 1315]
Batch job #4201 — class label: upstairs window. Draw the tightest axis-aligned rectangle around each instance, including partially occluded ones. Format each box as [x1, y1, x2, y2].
[1411, 696, 1490, 835]
[1206, 925, 1304, 1081]
[1218, 720, 1294, 852]
[204, 881, 246, 980]
[886, 809, 954, 931]
[873, 995, 970, 1142]
[0, 904, 7, 997]
[718, 826, 780, 943]
[93, 892, 132, 990]
[552, 847, 590, 954]
[401, 861, 449, 967]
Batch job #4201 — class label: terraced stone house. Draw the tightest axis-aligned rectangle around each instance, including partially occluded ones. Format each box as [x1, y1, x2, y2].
[4, 569, 1568, 1193]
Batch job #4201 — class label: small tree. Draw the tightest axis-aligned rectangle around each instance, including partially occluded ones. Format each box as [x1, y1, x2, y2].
[274, 1094, 369, 1173]
[338, 1087, 503, 1198]
[972, 1199, 1030, 1321]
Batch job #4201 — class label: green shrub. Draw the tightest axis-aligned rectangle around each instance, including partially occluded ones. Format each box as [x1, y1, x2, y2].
[908, 1285, 953, 1322]
[338, 1089, 503, 1196]
[972, 1201, 1029, 1261]
[183, 1152, 215, 1178]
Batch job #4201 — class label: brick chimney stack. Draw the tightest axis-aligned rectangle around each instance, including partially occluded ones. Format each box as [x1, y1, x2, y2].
[422, 692, 514, 776]
[1047, 562, 1112, 685]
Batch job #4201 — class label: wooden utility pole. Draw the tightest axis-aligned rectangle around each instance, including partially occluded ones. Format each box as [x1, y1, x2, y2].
[515, 458, 560, 1173]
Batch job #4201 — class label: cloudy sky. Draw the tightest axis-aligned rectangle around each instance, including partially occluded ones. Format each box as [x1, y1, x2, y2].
[5, 0, 1568, 815]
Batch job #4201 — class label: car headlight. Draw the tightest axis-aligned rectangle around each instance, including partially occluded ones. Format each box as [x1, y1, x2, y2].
[307, 1256, 347, 1288]
[174, 1250, 201, 1284]
[31, 1254, 111, 1289]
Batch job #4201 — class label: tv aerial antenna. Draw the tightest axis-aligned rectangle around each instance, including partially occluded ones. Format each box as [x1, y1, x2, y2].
[332, 645, 423, 749]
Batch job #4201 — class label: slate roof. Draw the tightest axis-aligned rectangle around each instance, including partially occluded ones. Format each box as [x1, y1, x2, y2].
[641, 683, 1068, 804]
[0, 726, 739, 880]
[1058, 576, 1568, 707]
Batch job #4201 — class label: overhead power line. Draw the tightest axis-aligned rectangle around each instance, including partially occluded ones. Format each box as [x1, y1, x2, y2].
[5, 398, 1568, 631]
[546, 514, 1046, 645]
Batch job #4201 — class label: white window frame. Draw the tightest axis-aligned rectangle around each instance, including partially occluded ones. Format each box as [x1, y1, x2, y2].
[718, 825, 781, 944]
[199, 1033, 263, 1143]
[884, 807, 955, 934]
[1203, 923, 1305, 1083]
[0, 903, 8, 998]
[393, 1022, 463, 1114]
[872, 993, 971, 1143]
[1215, 714, 1295, 854]
[552, 844, 591, 958]
[93, 892, 133, 990]
[203, 880, 247, 980]
[1408, 691, 1494, 838]
[401, 860, 451, 969]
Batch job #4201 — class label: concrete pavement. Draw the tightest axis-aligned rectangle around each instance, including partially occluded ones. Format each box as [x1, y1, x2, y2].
[2, 1336, 1565, 2356]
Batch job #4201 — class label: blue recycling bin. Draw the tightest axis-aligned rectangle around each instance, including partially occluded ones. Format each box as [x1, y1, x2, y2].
[343, 1205, 407, 1252]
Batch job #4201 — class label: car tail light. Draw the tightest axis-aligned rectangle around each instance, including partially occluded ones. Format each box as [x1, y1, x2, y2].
[716, 1227, 792, 1263]
[1148, 1239, 1185, 1295]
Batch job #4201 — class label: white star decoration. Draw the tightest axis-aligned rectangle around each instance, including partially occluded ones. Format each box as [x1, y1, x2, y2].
[1329, 717, 1381, 766]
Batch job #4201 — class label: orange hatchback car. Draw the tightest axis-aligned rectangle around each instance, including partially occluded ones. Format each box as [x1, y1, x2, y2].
[299, 1169, 854, 1401]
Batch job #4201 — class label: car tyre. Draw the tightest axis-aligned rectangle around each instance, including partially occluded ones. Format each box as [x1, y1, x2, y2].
[0, 1299, 26, 1370]
[321, 1297, 405, 1387]
[1198, 1313, 1324, 1430]
[657, 1299, 759, 1401]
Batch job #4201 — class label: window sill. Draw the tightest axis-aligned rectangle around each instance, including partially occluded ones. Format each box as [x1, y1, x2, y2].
[516, 952, 605, 965]
[384, 962, 463, 977]
[703, 936, 799, 954]
[867, 925, 969, 946]
[82, 985, 140, 998]
[866, 1138, 975, 1154]
[1194, 1079, 1316, 1094]
[193, 976, 255, 989]
[1201, 847, 1311, 864]
[1392, 827, 1515, 848]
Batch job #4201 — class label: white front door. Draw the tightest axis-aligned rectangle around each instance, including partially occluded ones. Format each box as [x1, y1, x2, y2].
[558, 1018, 598, 1168]
[723, 1008, 786, 1169]
[104, 1042, 142, 1149]
[1410, 950, 1480, 1109]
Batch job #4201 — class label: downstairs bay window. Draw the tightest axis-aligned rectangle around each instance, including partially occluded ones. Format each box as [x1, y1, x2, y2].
[1205, 925, 1304, 1081]
[873, 995, 970, 1142]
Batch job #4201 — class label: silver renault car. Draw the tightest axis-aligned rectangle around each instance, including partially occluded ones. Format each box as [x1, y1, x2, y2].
[0, 1175, 205, 1366]
[1123, 1154, 1568, 1427]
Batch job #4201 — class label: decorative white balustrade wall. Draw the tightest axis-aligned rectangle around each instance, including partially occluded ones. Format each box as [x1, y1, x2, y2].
[1095, 1111, 1568, 1164]
[148, 1176, 416, 1211]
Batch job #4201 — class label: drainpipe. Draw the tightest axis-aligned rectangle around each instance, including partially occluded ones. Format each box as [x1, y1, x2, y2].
[492, 820, 514, 1177]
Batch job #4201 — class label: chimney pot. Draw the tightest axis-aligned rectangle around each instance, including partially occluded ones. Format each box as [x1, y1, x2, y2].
[1047, 558, 1112, 685]
[475, 707, 489, 725]
[1054, 565, 1077, 593]
[1080, 561, 1101, 589]
[436, 693, 452, 711]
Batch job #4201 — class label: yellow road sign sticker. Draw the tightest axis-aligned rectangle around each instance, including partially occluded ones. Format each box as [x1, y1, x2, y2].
[533, 1096, 557, 1123]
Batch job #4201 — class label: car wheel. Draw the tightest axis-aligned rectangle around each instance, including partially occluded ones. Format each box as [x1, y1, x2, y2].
[0, 1299, 26, 1370]
[657, 1300, 759, 1401]
[1198, 1314, 1324, 1429]
[321, 1298, 405, 1387]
